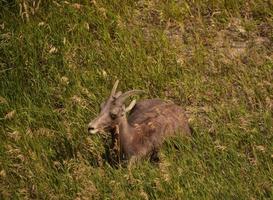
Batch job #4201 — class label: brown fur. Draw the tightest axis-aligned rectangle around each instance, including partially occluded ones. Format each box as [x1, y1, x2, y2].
[122, 99, 191, 161]
[88, 81, 191, 163]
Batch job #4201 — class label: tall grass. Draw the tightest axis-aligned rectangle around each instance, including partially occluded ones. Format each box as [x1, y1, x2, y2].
[1, 0, 273, 199]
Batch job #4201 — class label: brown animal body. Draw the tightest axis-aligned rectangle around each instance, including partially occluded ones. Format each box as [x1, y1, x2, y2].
[88, 81, 191, 163]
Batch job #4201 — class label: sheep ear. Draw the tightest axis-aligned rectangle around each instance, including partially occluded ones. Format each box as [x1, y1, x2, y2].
[125, 99, 136, 112]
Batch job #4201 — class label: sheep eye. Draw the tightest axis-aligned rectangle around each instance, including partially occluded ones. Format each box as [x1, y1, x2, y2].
[110, 112, 117, 119]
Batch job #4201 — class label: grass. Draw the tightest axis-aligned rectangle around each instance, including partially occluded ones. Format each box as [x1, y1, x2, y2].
[0, 0, 273, 199]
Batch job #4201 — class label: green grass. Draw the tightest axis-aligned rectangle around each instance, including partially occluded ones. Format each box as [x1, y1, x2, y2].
[0, 0, 273, 199]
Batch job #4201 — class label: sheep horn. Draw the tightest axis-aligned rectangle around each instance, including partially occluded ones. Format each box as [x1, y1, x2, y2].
[115, 90, 144, 105]
[110, 80, 119, 97]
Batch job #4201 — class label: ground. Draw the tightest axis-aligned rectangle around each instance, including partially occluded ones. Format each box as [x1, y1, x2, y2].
[0, 0, 273, 199]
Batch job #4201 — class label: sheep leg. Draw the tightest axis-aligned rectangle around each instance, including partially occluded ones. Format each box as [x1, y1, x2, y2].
[150, 149, 160, 163]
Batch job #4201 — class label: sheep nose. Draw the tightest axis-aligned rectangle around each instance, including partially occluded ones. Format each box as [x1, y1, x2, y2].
[88, 126, 95, 132]
[88, 125, 98, 134]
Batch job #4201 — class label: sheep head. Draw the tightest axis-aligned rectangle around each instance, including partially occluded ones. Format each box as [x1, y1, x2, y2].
[88, 80, 143, 134]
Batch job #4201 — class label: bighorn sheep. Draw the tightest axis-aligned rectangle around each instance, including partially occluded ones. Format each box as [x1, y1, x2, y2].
[88, 80, 191, 163]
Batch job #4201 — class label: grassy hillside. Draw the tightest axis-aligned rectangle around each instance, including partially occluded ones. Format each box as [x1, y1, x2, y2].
[0, 0, 273, 199]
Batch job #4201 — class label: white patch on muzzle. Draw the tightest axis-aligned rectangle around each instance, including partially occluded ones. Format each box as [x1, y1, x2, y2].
[89, 129, 99, 134]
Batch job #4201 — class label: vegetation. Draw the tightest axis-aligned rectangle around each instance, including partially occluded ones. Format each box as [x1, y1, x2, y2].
[0, 0, 272, 199]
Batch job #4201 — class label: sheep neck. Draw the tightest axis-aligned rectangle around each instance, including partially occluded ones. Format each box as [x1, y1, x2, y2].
[117, 115, 133, 156]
